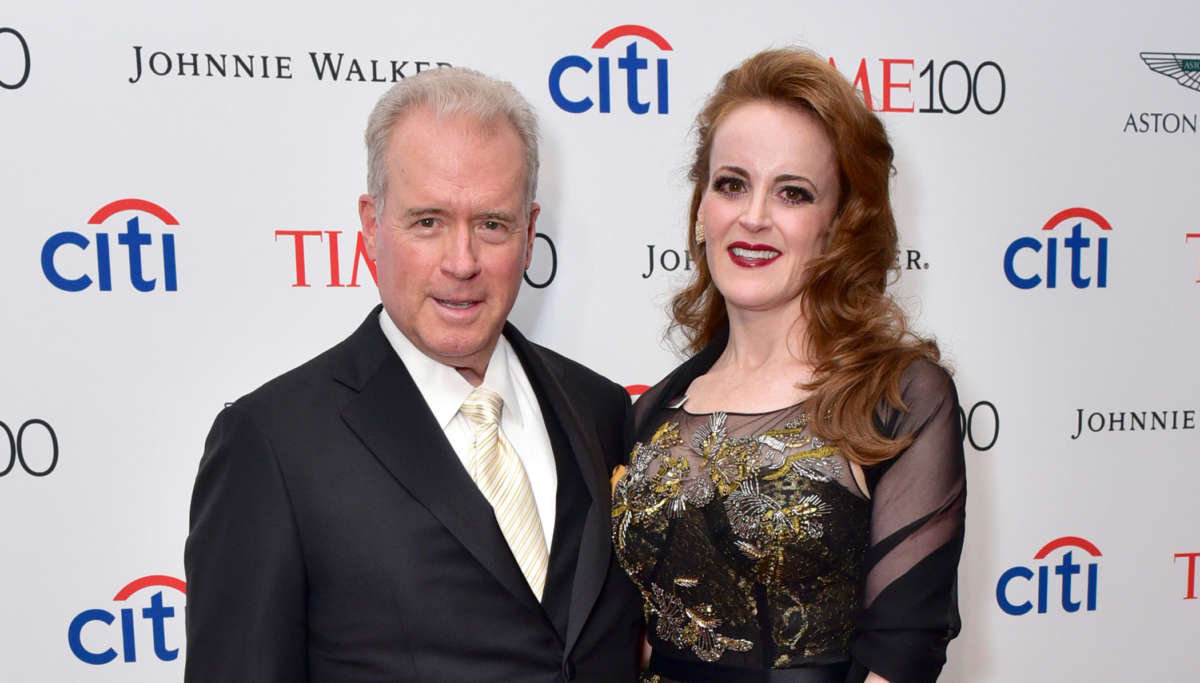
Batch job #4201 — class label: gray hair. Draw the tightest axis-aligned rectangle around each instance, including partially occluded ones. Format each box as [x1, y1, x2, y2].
[364, 66, 540, 211]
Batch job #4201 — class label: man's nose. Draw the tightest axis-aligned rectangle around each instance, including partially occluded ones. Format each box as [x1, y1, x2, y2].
[441, 225, 482, 279]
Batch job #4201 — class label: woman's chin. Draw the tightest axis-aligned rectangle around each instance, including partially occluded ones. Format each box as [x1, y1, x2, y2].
[720, 290, 801, 317]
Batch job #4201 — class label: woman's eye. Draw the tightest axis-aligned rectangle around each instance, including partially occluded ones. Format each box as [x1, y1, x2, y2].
[780, 186, 813, 204]
[714, 176, 746, 195]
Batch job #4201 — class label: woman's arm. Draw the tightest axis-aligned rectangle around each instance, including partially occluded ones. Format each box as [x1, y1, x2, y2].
[850, 361, 966, 682]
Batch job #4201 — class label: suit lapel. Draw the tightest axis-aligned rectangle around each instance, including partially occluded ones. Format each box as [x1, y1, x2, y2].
[337, 313, 542, 611]
[504, 325, 611, 655]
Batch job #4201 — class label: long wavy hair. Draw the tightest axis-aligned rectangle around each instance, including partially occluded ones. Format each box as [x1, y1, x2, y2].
[670, 48, 940, 465]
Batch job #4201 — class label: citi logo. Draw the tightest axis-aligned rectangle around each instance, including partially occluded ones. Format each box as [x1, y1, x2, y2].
[996, 536, 1100, 615]
[42, 198, 181, 292]
[1003, 207, 1112, 289]
[548, 25, 671, 115]
[68, 574, 186, 665]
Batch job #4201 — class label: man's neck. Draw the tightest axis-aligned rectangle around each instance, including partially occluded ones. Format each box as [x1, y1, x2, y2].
[456, 365, 487, 386]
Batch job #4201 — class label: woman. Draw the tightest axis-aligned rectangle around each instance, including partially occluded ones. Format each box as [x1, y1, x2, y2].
[611, 49, 966, 683]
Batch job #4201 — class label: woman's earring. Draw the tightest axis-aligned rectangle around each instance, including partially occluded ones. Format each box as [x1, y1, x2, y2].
[694, 221, 706, 246]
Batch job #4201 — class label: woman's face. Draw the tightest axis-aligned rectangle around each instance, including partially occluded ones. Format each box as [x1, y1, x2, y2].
[699, 100, 841, 321]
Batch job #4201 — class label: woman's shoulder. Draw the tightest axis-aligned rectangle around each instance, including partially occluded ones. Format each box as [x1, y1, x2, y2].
[632, 361, 690, 433]
[872, 357, 960, 440]
[898, 357, 957, 402]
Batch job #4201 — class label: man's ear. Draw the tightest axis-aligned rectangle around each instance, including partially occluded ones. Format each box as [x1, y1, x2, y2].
[524, 202, 541, 270]
[358, 194, 379, 259]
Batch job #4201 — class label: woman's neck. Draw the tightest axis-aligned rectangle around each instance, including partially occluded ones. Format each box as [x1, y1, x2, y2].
[719, 303, 812, 373]
[682, 303, 816, 414]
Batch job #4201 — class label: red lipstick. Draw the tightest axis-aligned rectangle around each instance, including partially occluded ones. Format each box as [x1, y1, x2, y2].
[727, 241, 781, 268]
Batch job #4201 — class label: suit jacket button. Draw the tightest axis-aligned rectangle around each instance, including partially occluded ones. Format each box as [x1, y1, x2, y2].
[562, 659, 576, 680]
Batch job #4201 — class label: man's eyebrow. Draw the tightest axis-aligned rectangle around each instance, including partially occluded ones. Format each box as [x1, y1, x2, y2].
[403, 208, 519, 222]
[474, 211, 518, 222]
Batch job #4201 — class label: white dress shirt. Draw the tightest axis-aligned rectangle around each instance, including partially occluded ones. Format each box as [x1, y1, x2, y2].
[378, 311, 557, 548]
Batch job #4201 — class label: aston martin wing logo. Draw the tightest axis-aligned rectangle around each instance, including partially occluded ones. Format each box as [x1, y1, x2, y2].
[1140, 52, 1200, 92]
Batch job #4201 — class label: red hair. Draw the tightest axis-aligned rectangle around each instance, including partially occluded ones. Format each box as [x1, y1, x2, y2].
[670, 48, 940, 465]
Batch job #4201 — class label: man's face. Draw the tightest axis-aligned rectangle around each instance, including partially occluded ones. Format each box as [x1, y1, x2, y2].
[359, 106, 537, 374]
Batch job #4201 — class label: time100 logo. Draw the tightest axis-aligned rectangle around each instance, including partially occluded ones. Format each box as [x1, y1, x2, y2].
[1, 418, 58, 477]
[828, 56, 1005, 115]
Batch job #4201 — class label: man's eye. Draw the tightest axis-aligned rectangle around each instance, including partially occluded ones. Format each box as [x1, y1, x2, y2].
[417, 218, 437, 228]
[482, 220, 503, 230]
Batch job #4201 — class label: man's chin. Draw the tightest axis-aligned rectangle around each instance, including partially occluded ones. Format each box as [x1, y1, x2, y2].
[422, 333, 500, 370]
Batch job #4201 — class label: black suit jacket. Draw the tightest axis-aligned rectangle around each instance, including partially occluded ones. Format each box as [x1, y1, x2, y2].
[184, 307, 640, 682]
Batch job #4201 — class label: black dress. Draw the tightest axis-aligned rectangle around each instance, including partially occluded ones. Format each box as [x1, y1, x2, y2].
[612, 336, 965, 683]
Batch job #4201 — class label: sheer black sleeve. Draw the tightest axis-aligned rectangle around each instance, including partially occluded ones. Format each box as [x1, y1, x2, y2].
[846, 360, 966, 683]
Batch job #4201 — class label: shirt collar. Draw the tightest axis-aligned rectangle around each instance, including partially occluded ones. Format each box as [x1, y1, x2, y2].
[378, 310, 524, 430]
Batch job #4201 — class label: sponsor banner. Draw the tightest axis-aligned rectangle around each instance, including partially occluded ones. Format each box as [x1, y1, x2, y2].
[2, 3, 1198, 682]
[1003, 208, 1113, 290]
[68, 576, 186, 666]
[1123, 51, 1199, 133]
[127, 46, 452, 85]
[1176, 553, 1200, 600]
[549, 25, 673, 115]
[997, 537, 1102, 616]
[0, 419, 58, 478]
[828, 56, 1006, 115]
[0, 27, 30, 90]
[41, 199, 182, 294]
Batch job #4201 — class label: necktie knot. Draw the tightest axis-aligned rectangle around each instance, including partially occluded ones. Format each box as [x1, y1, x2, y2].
[461, 387, 503, 430]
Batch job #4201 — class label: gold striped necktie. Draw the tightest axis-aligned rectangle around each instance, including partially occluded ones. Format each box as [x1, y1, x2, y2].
[460, 387, 549, 600]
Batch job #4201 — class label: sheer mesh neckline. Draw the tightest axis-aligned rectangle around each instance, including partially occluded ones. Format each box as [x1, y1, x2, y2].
[672, 394, 812, 417]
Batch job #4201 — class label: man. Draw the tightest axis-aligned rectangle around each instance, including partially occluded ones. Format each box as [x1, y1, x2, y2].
[184, 68, 640, 681]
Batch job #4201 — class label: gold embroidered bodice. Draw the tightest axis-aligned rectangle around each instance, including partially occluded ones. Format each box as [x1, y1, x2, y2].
[612, 401, 870, 670]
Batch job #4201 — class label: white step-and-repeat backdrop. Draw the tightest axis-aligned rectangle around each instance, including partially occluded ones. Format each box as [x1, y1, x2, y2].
[3, 1, 1197, 680]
